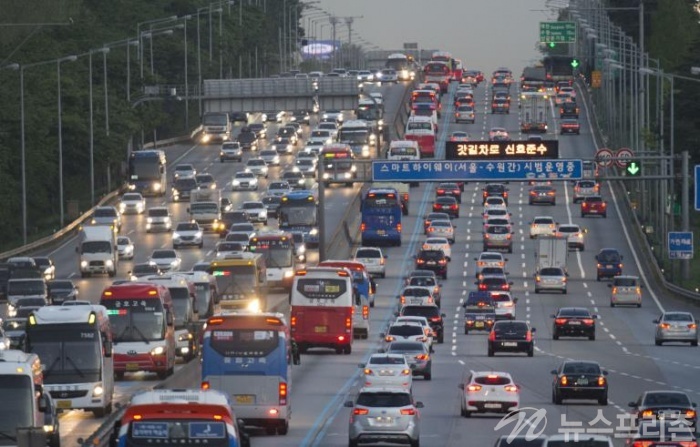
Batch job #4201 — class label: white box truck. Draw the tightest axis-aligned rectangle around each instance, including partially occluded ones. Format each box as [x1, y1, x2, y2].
[77, 226, 118, 277]
[520, 92, 549, 133]
[535, 237, 568, 274]
[189, 189, 223, 232]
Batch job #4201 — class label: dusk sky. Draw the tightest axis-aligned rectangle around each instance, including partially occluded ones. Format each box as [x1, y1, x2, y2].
[305, 0, 562, 76]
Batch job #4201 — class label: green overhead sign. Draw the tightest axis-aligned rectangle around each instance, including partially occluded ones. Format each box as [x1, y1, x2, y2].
[540, 21, 577, 44]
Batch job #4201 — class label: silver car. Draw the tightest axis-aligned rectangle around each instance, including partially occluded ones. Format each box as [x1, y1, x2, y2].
[535, 267, 567, 294]
[259, 149, 281, 166]
[556, 223, 586, 251]
[483, 225, 513, 253]
[345, 387, 423, 446]
[385, 340, 432, 380]
[654, 311, 698, 346]
[244, 158, 269, 178]
[359, 354, 413, 390]
[91, 206, 122, 231]
[609, 275, 642, 307]
[239, 201, 268, 224]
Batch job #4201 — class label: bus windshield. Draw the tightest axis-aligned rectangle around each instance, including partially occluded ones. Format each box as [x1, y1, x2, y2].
[364, 192, 400, 209]
[356, 106, 381, 121]
[0, 375, 33, 433]
[129, 159, 161, 180]
[103, 299, 165, 342]
[390, 147, 417, 157]
[339, 130, 370, 144]
[202, 114, 228, 126]
[168, 288, 191, 329]
[424, 62, 450, 75]
[210, 328, 278, 357]
[252, 240, 294, 268]
[211, 266, 257, 296]
[279, 206, 317, 226]
[27, 329, 102, 384]
[194, 284, 212, 317]
[294, 278, 348, 301]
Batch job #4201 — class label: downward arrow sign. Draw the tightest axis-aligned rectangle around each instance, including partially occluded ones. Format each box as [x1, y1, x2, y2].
[627, 162, 640, 175]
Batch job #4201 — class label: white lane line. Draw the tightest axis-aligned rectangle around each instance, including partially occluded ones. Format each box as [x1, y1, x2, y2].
[458, 360, 465, 365]
[563, 182, 586, 278]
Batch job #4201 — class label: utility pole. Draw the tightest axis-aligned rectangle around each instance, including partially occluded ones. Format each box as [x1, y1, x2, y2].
[329, 16, 338, 68]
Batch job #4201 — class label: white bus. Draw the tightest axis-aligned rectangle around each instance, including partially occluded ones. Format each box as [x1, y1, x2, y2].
[25, 305, 114, 417]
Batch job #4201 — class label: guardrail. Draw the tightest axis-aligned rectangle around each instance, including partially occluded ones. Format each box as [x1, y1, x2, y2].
[576, 77, 700, 302]
[0, 134, 192, 261]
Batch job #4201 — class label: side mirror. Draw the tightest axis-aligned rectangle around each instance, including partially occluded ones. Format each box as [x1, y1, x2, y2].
[75, 246, 79, 253]
[38, 394, 49, 412]
[378, 348, 386, 353]
[653, 319, 659, 324]
[104, 341, 113, 358]
[505, 258, 509, 262]
[602, 370, 609, 376]
[379, 332, 385, 338]
[550, 314, 556, 318]
[344, 401, 354, 408]
[395, 295, 400, 300]
[358, 363, 365, 368]
[550, 369, 558, 374]
[595, 255, 599, 261]
[620, 255, 624, 260]
[393, 312, 399, 317]
[186, 208, 190, 213]
[384, 255, 388, 259]
[513, 297, 519, 303]
[607, 284, 612, 288]
[509, 282, 514, 285]
[531, 327, 536, 333]
[415, 401, 424, 408]
[628, 402, 638, 407]
[593, 315, 599, 319]
[441, 313, 446, 318]
[166, 310, 174, 326]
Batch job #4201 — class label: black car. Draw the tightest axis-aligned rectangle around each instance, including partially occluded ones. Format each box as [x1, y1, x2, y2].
[493, 436, 547, 447]
[483, 183, 509, 205]
[229, 111, 249, 123]
[436, 183, 462, 203]
[462, 291, 496, 334]
[629, 391, 698, 428]
[276, 126, 297, 144]
[595, 248, 623, 280]
[290, 110, 311, 125]
[551, 360, 608, 405]
[432, 196, 460, 218]
[219, 211, 249, 237]
[415, 249, 448, 279]
[261, 195, 282, 219]
[628, 420, 696, 446]
[171, 177, 198, 202]
[559, 102, 579, 118]
[47, 280, 79, 305]
[399, 304, 445, 343]
[248, 123, 267, 139]
[404, 270, 439, 286]
[488, 320, 535, 357]
[475, 275, 512, 292]
[0, 264, 10, 300]
[130, 262, 163, 278]
[236, 128, 258, 151]
[552, 307, 597, 340]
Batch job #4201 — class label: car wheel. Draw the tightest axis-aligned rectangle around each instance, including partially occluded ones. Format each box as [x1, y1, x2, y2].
[508, 247, 513, 254]
[424, 372, 432, 381]
[528, 347, 534, 357]
[220, 158, 225, 163]
[487, 347, 494, 357]
[554, 391, 563, 405]
[349, 439, 359, 447]
[655, 339, 662, 346]
[563, 288, 567, 295]
[589, 333, 596, 341]
[599, 395, 608, 406]
[611, 302, 615, 308]
[553, 332, 559, 340]
[535, 289, 540, 294]
[464, 327, 469, 335]
[603, 213, 607, 218]
[581, 213, 585, 218]
[692, 340, 698, 347]
[437, 333, 444, 344]
[198, 243, 203, 249]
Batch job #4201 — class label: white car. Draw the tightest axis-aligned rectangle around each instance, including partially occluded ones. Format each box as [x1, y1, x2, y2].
[303, 141, 324, 155]
[259, 149, 281, 166]
[239, 201, 268, 224]
[215, 241, 246, 259]
[172, 222, 204, 249]
[422, 237, 452, 260]
[245, 158, 269, 178]
[484, 217, 512, 233]
[119, 193, 146, 215]
[398, 286, 436, 308]
[294, 159, 317, 177]
[146, 207, 172, 233]
[353, 246, 387, 278]
[369, 92, 384, 105]
[148, 249, 182, 272]
[360, 353, 412, 390]
[116, 236, 135, 260]
[232, 171, 258, 191]
[489, 291, 517, 320]
[357, 70, 374, 82]
[173, 163, 196, 179]
[228, 223, 256, 239]
[475, 252, 508, 278]
[271, 138, 294, 155]
[529, 216, 557, 239]
[266, 181, 292, 198]
[382, 322, 429, 351]
[459, 371, 520, 417]
[426, 220, 455, 244]
[321, 110, 344, 123]
[482, 208, 512, 222]
[483, 196, 507, 211]
[395, 316, 435, 346]
[556, 223, 586, 251]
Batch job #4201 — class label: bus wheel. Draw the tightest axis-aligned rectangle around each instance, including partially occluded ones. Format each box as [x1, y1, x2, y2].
[278, 421, 289, 435]
[335, 346, 344, 354]
[265, 427, 277, 435]
[157, 370, 168, 380]
[344, 345, 352, 355]
[114, 372, 124, 381]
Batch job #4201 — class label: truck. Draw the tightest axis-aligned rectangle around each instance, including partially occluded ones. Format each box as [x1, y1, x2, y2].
[520, 66, 548, 92]
[0, 350, 60, 447]
[188, 189, 223, 232]
[535, 237, 568, 274]
[199, 112, 231, 144]
[370, 182, 409, 215]
[77, 225, 118, 278]
[520, 92, 549, 133]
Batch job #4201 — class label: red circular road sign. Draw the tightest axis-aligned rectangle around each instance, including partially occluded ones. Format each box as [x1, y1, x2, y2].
[595, 148, 614, 168]
[615, 147, 634, 168]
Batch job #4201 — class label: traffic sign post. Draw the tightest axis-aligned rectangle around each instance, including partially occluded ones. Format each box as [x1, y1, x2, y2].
[539, 21, 577, 44]
[371, 159, 582, 182]
[595, 148, 614, 168]
[668, 232, 694, 260]
[694, 165, 700, 211]
[615, 148, 633, 168]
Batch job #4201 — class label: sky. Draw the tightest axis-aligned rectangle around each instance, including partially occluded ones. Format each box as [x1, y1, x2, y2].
[306, 0, 563, 76]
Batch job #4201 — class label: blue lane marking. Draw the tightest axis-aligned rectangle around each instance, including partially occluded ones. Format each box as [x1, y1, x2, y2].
[304, 82, 457, 447]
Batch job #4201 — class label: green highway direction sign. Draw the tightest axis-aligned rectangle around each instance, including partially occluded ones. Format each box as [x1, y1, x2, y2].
[540, 21, 577, 44]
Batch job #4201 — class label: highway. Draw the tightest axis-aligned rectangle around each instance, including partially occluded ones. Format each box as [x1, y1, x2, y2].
[12, 73, 700, 447]
[14, 81, 410, 446]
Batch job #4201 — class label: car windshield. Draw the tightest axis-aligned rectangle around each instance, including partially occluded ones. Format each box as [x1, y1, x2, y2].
[534, 218, 553, 224]
[94, 208, 116, 218]
[558, 226, 578, 233]
[563, 363, 601, 375]
[388, 325, 424, 336]
[494, 323, 528, 335]
[409, 277, 436, 287]
[117, 237, 130, 245]
[133, 264, 159, 275]
[48, 281, 73, 291]
[643, 392, 692, 406]
[261, 150, 277, 157]
[419, 251, 443, 260]
[488, 226, 510, 235]
[236, 172, 255, 179]
[558, 308, 591, 317]
[149, 208, 168, 217]
[614, 278, 638, 287]
[151, 251, 176, 259]
[356, 392, 412, 408]
[586, 197, 603, 202]
[122, 194, 142, 201]
[481, 254, 503, 261]
[177, 223, 199, 231]
[431, 221, 450, 228]
[540, 268, 564, 276]
[242, 203, 263, 210]
[474, 375, 511, 385]
[231, 224, 254, 232]
[402, 288, 429, 297]
[356, 249, 380, 258]
[401, 306, 439, 318]
[598, 251, 621, 262]
[490, 293, 511, 302]
[388, 342, 426, 353]
[247, 160, 265, 166]
[369, 356, 405, 365]
[663, 313, 693, 322]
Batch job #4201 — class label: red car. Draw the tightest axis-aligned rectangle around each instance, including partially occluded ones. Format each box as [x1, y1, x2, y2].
[436, 183, 462, 203]
[581, 196, 607, 218]
[560, 119, 580, 135]
[433, 197, 460, 218]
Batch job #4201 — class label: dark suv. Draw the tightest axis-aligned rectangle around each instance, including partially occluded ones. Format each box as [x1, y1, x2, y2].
[488, 320, 535, 357]
[559, 102, 579, 118]
[236, 128, 258, 151]
[483, 183, 508, 205]
[415, 249, 448, 279]
[595, 248, 623, 281]
[399, 304, 445, 343]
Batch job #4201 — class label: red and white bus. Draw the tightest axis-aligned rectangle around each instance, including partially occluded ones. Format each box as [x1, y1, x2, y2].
[250, 231, 297, 291]
[100, 282, 176, 380]
[423, 61, 452, 93]
[432, 51, 460, 81]
[290, 267, 354, 354]
[320, 143, 356, 187]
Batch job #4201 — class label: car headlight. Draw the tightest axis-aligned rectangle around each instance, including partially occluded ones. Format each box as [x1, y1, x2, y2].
[105, 260, 114, 267]
[151, 346, 165, 356]
[309, 228, 318, 236]
[178, 333, 194, 342]
[233, 180, 240, 186]
[195, 231, 203, 238]
[153, 182, 162, 191]
[80, 260, 88, 268]
[171, 260, 179, 266]
[323, 173, 330, 179]
[246, 299, 261, 313]
[173, 232, 181, 239]
[350, 165, 357, 173]
[209, 184, 216, 189]
[93, 385, 104, 397]
[344, 172, 352, 179]
[284, 270, 294, 278]
[362, 145, 370, 156]
[297, 244, 306, 254]
[147, 217, 153, 223]
[119, 203, 126, 211]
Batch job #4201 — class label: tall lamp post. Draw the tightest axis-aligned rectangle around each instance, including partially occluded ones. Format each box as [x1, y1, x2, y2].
[56, 55, 79, 226]
[137, 16, 177, 79]
[1, 64, 22, 242]
[87, 48, 110, 207]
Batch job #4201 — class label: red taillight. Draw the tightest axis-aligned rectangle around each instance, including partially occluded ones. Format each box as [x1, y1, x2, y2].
[451, 205, 458, 210]
[415, 354, 429, 360]
[397, 223, 402, 232]
[417, 259, 425, 264]
[353, 408, 369, 415]
[428, 227, 435, 232]
[659, 323, 670, 329]
[582, 318, 594, 325]
[504, 385, 519, 392]
[400, 369, 411, 376]
[582, 203, 589, 207]
[279, 382, 288, 405]
[400, 408, 417, 415]
[345, 317, 352, 329]
[687, 410, 697, 418]
[525, 331, 532, 342]
[291, 316, 296, 328]
[530, 191, 536, 196]
[597, 376, 606, 386]
[362, 305, 369, 319]
[478, 284, 487, 291]
[690, 324, 698, 329]
[360, 223, 366, 232]
[467, 384, 482, 392]
[555, 318, 567, 325]
[363, 368, 373, 375]
[488, 331, 496, 341]
[437, 189, 445, 194]
[438, 259, 446, 265]
[201, 381, 210, 390]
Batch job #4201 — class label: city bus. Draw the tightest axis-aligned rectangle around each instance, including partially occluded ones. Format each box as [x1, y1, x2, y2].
[112, 389, 250, 447]
[208, 253, 268, 313]
[201, 312, 292, 436]
[25, 305, 114, 417]
[290, 267, 355, 354]
[385, 52, 415, 81]
[320, 143, 356, 187]
[431, 50, 460, 81]
[278, 190, 319, 248]
[337, 119, 374, 159]
[317, 260, 373, 338]
[177, 270, 219, 321]
[360, 187, 403, 247]
[99, 282, 176, 380]
[249, 231, 297, 291]
[127, 150, 167, 197]
[423, 61, 452, 92]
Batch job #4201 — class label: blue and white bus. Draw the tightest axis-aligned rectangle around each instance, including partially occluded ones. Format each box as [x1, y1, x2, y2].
[278, 190, 319, 247]
[360, 187, 403, 247]
[127, 150, 167, 197]
[201, 312, 292, 435]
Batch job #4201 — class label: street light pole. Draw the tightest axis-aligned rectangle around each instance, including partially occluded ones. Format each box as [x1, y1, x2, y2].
[57, 55, 78, 226]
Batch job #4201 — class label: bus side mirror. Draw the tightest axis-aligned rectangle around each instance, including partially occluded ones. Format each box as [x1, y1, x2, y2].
[166, 311, 174, 326]
[104, 340, 113, 358]
[38, 394, 49, 412]
[75, 246, 79, 253]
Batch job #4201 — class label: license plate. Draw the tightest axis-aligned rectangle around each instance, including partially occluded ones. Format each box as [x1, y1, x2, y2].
[475, 322, 484, 328]
[410, 298, 423, 304]
[568, 321, 581, 325]
[57, 400, 72, 409]
[427, 261, 436, 265]
[502, 342, 517, 347]
[484, 403, 501, 409]
[125, 363, 140, 370]
[377, 230, 386, 235]
[235, 395, 254, 404]
[576, 378, 589, 385]
[375, 417, 393, 423]
[314, 326, 327, 333]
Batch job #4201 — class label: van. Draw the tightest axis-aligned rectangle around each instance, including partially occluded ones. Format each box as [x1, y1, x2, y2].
[405, 115, 436, 135]
[609, 275, 642, 307]
[387, 140, 420, 161]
